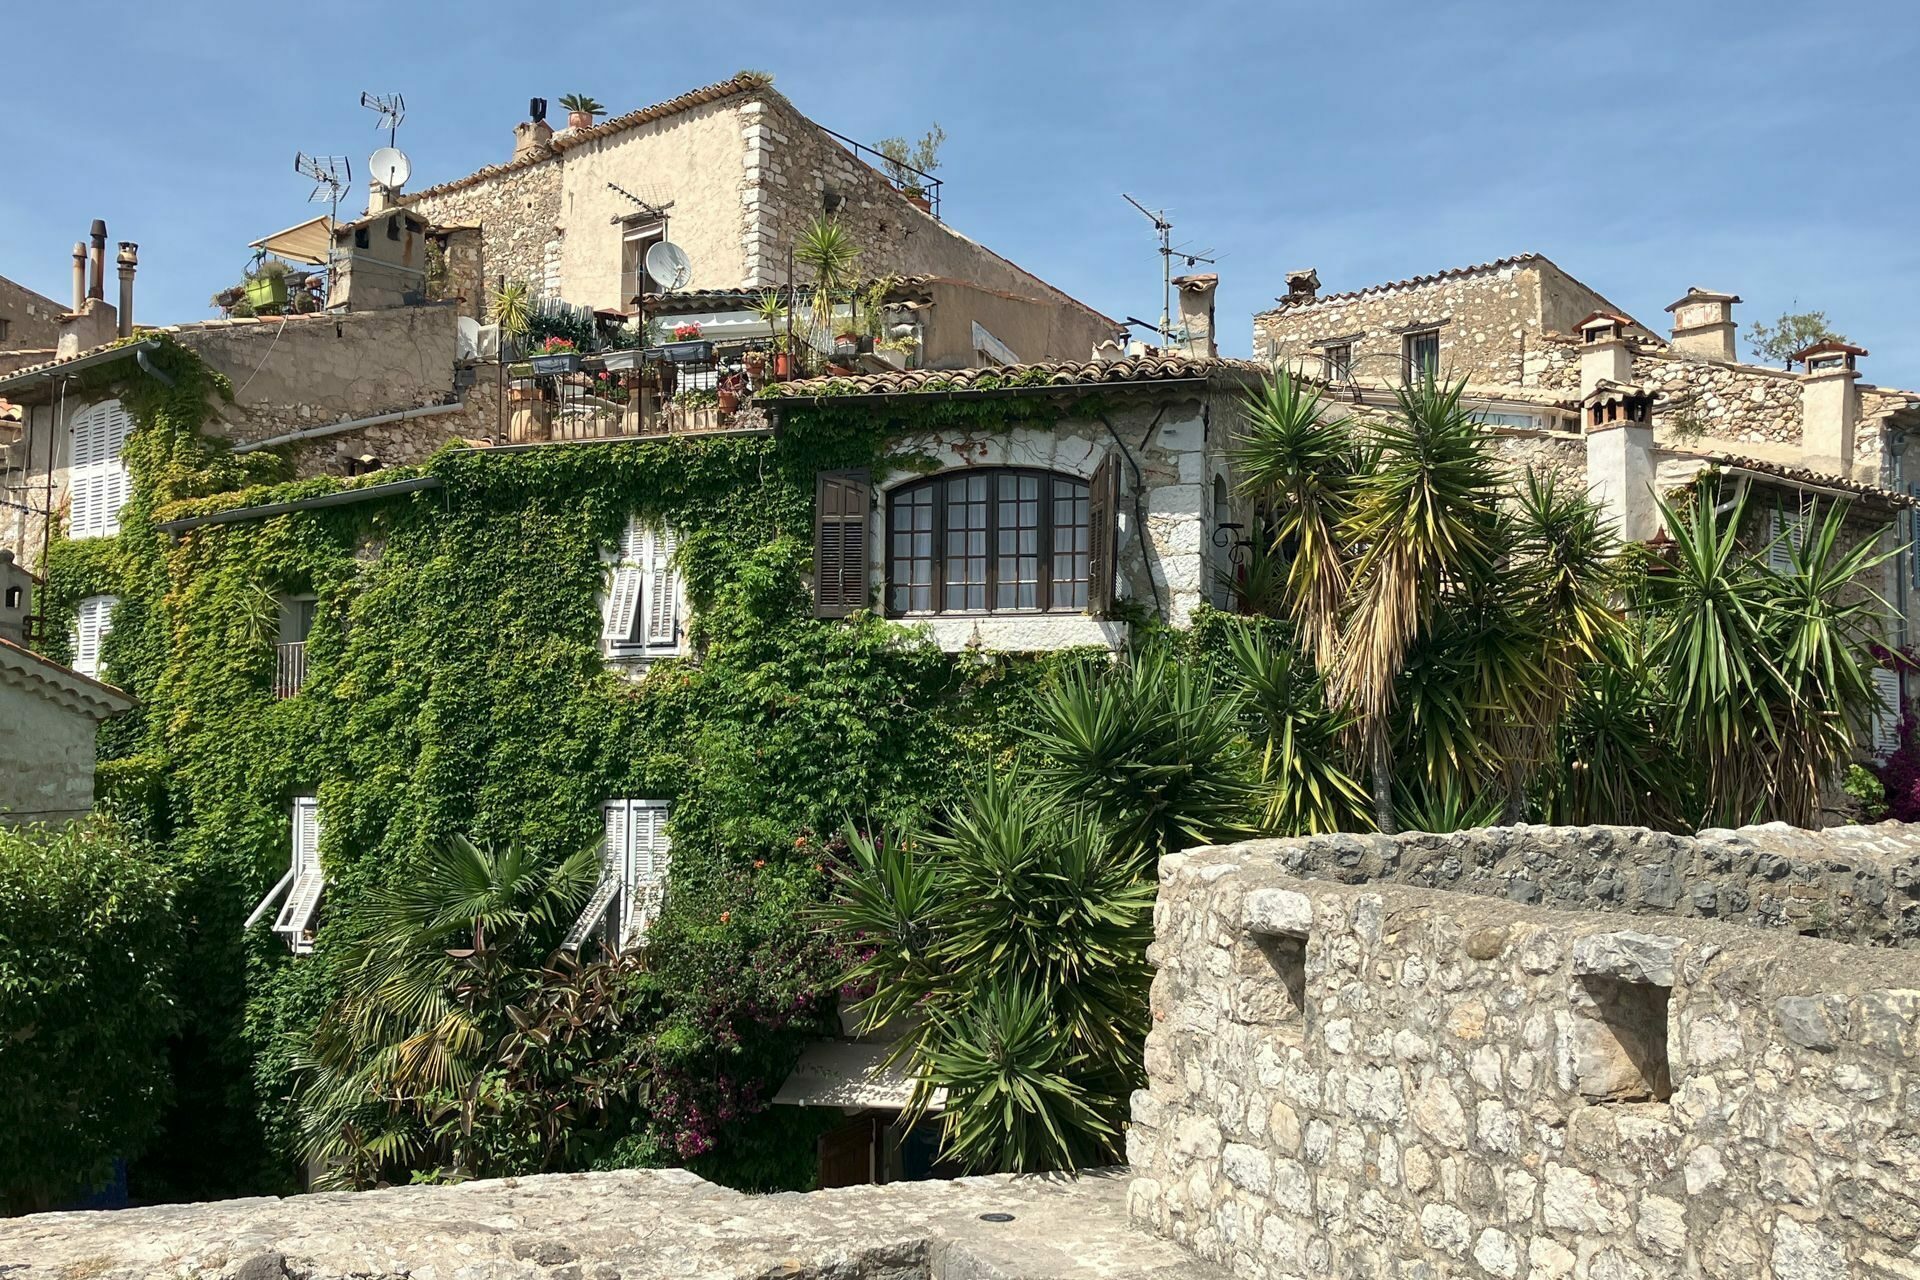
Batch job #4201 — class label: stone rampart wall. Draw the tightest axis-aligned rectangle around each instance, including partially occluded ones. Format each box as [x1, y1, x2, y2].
[1129, 832, 1920, 1278]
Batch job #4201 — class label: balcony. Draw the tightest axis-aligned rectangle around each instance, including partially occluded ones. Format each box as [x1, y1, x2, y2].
[274, 641, 307, 698]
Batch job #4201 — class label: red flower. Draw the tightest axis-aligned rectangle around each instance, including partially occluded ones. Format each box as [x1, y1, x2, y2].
[719, 910, 731, 924]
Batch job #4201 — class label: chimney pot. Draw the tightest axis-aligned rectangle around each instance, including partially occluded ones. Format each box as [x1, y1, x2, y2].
[115, 242, 138, 338]
[87, 220, 107, 301]
[513, 118, 554, 163]
[1664, 287, 1740, 361]
[1171, 273, 1219, 361]
[1284, 267, 1320, 304]
[1800, 343, 1863, 475]
[70, 242, 87, 313]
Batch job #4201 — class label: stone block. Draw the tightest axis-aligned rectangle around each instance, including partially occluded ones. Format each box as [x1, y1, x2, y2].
[1243, 888, 1314, 938]
[1571, 930, 1683, 986]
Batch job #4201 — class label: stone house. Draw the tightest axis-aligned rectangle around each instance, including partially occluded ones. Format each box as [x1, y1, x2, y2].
[400, 73, 1116, 367]
[1254, 254, 1920, 751]
[0, 550, 133, 824]
[0, 273, 64, 370]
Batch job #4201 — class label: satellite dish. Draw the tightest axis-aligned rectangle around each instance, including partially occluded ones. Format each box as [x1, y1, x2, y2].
[645, 240, 693, 292]
[370, 146, 412, 190]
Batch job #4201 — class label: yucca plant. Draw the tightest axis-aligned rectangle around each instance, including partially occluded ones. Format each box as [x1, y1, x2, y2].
[1025, 645, 1254, 860]
[1222, 622, 1368, 834]
[1335, 377, 1504, 829]
[795, 216, 860, 345]
[1548, 620, 1687, 828]
[819, 769, 1154, 1173]
[1232, 373, 1359, 657]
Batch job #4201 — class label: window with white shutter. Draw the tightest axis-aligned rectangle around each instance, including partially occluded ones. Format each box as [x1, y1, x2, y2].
[66, 399, 133, 539]
[564, 799, 672, 951]
[247, 797, 326, 953]
[70, 594, 117, 679]
[1767, 502, 1809, 573]
[1872, 666, 1904, 760]
[601, 517, 684, 659]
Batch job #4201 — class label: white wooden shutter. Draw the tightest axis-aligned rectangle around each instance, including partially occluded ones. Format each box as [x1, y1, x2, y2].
[1873, 666, 1904, 759]
[67, 406, 97, 538]
[98, 401, 132, 535]
[1768, 505, 1807, 573]
[71, 594, 116, 679]
[602, 517, 647, 643]
[274, 797, 326, 953]
[619, 800, 671, 948]
[67, 400, 132, 539]
[563, 803, 627, 949]
[645, 528, 679, 647]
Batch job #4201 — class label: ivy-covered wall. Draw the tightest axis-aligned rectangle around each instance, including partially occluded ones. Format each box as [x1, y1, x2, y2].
[38, 338, 1090, 1198]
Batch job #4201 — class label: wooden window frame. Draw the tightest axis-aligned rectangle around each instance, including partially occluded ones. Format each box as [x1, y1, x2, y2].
[1321, 342, 1352, 382]
[1403, 328, 1441, 383]
[884, 467, 1090, 618]
[619, 219, 667, 307]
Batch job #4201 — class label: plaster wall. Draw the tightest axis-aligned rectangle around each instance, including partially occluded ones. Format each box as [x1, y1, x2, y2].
[0, 274, 63, 355]
[1131, 827, 1920, 1279]
[0, 675, 107, 823]
[916, 279, 1115, 369]
[407, 161, 564, 306]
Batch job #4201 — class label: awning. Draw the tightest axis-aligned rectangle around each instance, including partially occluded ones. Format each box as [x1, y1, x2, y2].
[772, 1039, 946, 1112]
[250, 215, 333, 266]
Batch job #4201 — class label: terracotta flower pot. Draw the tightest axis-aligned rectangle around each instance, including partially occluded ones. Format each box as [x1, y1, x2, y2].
[718, 386, 740, 415]
[569, 110, 596, 130]
[773, 352, 792, 379]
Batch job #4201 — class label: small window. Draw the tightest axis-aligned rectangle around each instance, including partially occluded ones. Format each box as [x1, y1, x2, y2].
[4, 585, 21, 609]
[70, 594, 117, 679]
[1321, 343, 1352, 382]
[275, 595, 317, 698]
[1767, 504, 1809, 573]
[602, 519, 684, 658]
[886, 468, 1091, 616]
[565, 799, 672, 952]
[245, 797, 326, 954]
[0, 318, 11, 343]
[353, 226, 370, 250]
[386, 215, 401, 242]
[619, 220, 666, 306]
[1403, 329, 1441, 383]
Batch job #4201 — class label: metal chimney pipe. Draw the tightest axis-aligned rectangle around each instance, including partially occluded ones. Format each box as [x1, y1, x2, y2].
[87, 220, 107, 301]
[70, 242, 87, 312]
[115, 242, 138, 338]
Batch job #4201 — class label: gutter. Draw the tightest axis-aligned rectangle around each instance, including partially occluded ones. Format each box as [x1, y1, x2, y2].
[153, 475, 443, 535]
[0, 339, 159, 396]
[235, 401, 466, 453]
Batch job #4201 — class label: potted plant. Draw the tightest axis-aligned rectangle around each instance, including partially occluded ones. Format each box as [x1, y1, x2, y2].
[559, 93, 605, 130]
[876, 124, 944, 213]
[770, 334, 793, 380]
[717, 373, 745, 417]
[530, 335, 582, 375]
[795, 215, 860, 351]
[670, 322, 703, 343]
[243, 259, 291, 313]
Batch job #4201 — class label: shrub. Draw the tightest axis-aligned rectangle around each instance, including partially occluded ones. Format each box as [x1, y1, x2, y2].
[0, 819, 180, 1212]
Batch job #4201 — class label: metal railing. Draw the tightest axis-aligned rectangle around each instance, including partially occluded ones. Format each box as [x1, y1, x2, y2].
[501, 345, 781, 444]
[274, 641, 307, 698]
[818, 127, 943, 222]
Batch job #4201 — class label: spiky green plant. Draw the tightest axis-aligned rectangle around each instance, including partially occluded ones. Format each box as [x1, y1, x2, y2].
[795, 216, 860, 344]
[1222, 622, 1368, 834]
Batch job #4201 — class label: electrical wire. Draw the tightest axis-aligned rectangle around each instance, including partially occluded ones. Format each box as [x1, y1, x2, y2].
[235, 316, 292, 398]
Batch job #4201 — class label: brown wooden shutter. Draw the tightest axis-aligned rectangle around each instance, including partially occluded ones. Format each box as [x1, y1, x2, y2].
[1087, 453, 1120, 618]
[813, 469, 872, 618]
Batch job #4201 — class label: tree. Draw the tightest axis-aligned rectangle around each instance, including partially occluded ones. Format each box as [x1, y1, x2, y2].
[1746, 310, 1846, 369]
[876, 124, 946, 199]
[293, 834, 632, 1187]
[0, 819, 180, 1213]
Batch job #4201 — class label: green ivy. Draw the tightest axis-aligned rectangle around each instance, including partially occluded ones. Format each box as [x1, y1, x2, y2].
[38, 340, 1095, 1198]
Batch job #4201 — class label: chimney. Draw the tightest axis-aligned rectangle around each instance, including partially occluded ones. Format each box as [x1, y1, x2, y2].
[1664, 287, 1740, 361]
[87, 219, 107, 302]
[70, 242, 87, 313]
[1576, 311, 1636, 400]
[115, 242, 138, 338]
[1796, 339, 1867, 475]
[1172, 273, 1219, 360]
[1585, 382, 1658, 542]
[1284, 267, 1320, 305]
[514, 97, 554, 162]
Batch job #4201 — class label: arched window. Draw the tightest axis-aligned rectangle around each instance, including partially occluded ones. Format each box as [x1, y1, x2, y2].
[887, 469, 1091, 615]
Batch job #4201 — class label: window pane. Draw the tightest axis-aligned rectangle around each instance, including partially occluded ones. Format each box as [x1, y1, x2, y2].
[889, 486, 935, 614]
[944, 475, 988, 612]
[1050, 478, 1090, 610]
[995, 473, 1041, 610]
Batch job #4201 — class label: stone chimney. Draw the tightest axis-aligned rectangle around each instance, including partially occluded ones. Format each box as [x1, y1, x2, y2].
[1284, 268, 1320, 306]
[70, 242, 86, 313]
[1576, 311, 1636, 400]
[1172, 274, 1218, 360]
[115, 243, 138, 338]
[514, 97, 554, 162]
[1796, 339, 1867, 475]
[57, 220, 119, 358]
[1665, 287, 1740, 361]
[1584, 377, 1657, 541]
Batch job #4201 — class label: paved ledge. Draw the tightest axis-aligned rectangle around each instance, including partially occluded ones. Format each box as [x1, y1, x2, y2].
[0, 1167, 1225, 1280]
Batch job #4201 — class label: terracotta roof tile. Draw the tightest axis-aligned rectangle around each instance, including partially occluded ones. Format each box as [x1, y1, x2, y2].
[1683, 450, 1916, 509]
[762, 353, 1267, 399]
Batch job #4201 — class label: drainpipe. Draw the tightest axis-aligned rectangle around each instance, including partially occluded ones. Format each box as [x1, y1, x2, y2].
[232, 400, 466, 453]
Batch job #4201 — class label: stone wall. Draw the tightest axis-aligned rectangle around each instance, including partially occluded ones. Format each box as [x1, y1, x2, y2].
[407, 160, 565, 308]
[0, 273, 62, 356]
[1130, 828, 1920, 1279]
[0, 676, 109, 823]
[0, 1167, 1219, 1280]
[1253, 260, 1615, 391]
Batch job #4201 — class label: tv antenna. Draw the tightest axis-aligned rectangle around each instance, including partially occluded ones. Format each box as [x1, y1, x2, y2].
[294, 152, 351, 223]
[1122, 193, 1217, 344]
[606, 181, 673, 222]
[360, 91, 406, 147]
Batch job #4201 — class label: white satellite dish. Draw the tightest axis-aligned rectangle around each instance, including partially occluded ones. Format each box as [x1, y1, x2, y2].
[370, 146, 412, 190]
[645, 240, 693, 292]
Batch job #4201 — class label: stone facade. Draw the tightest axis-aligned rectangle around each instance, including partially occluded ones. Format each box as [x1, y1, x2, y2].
[0, 273, 62, 365]
[0, 636, 132, 824]
[0, 1166, 1222, 1280]
[1130, 827, 1920, 1279]
[404, 79, 1112, 352]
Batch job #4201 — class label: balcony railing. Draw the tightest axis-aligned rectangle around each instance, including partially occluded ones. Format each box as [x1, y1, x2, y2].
[500, 345, 783, 445]
[274, 641, 307, 699]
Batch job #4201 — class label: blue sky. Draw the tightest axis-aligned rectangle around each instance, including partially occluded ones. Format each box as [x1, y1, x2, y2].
[5, 2, 1918, 384]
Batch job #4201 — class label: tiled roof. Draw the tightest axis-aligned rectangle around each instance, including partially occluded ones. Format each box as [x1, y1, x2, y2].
[638, 276, 939, 317]
[405, 75, 767, 202]
[1256, 254, 1546, 315]
[762, 353, 1267, 400]
[0, 635, 135, 718]
[1683, 450, 1917, 510]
